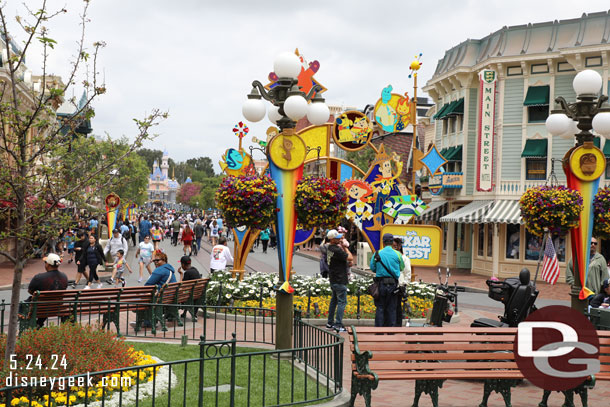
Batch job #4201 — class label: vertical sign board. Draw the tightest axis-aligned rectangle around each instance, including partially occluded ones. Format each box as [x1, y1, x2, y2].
[476, 69, 497, 192]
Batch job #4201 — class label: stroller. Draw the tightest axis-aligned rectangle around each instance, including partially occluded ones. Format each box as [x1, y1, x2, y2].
[471, 268, 538, 328]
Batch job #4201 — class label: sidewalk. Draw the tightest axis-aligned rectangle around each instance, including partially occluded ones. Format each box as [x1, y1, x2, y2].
[295, 247, 572, 301]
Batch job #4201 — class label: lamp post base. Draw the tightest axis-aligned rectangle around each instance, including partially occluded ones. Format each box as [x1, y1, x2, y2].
[570, 285, 587, 313]
[275, 292, 293, 350]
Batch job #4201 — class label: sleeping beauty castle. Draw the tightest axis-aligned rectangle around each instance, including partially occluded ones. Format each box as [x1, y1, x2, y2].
[147, 149, 180, 205]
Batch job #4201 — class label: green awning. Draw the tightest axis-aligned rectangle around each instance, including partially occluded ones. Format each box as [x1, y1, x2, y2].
[443, 147, 456, 160]
[442, 98, 464, 118]
[447, 145, 462, 161]
[594, 137, 601, 148]
[439, 148, 449, 159]
[603, 141, 610, 157]
[523, 86, 550, 106]
[433, 103, 450, 120]
[521, 139, 548, 158]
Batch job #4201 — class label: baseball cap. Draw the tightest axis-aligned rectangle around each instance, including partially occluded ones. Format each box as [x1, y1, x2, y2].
[382, 233, 394, 244]
[180, 256, 192, 264]
[326, 229, 343, 240]
[45, 253, 62, 267]
[603, 279, 610, 289]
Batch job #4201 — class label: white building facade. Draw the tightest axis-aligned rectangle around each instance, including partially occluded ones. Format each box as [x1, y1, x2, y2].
[422, 11, 610, 281]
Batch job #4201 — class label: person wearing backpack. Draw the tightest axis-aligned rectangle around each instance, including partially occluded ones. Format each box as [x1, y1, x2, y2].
[104, 229, 129, 261]
[370, 233, 404, 327]
[194, 219, 204, 253]
[171, 217, 181, 246]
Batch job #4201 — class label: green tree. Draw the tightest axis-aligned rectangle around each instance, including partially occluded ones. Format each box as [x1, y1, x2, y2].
[192, 176, 223, 210]
[136, 148, 163, 171]
[186, 157, 215, 177]
[0, 1, 166, 359]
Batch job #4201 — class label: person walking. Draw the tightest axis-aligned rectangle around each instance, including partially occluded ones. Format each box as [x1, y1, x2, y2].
[370, 233, 404, 327]
[181, 224, 195, 256]
[77, 235, 105, 289]
[325, 230, 353, 332]
[567, 237, 609, 296]
[104, 229, 129, 261]
[260, 228, 270, 254]
[210, 220, 219, 246]
[139, 216, 152, 243]
[171, 217, 181, 246]
[210, 236, 233, 273]
[194, 220, 204, 253]
[150, 222, 164, 250]
[136, 235, 155, 282]
[106, 249, 133, 287]
[393, 237, 412, 327]
[71, 231, 89, 287]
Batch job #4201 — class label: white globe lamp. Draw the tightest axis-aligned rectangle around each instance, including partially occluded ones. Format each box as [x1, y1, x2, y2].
[545, 113, 571, 136]
[274, 52, 301, 80]
[242, 88, 266, 122]
[283, 94, 308, 121]
[268, 105, 282, 125]
[592, 112, 610, 138]
[307, 100, 330, 125]
[573, 70, 602, 96]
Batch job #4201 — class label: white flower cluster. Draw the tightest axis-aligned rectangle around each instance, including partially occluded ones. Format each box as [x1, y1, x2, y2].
[78, 357, 176, 407]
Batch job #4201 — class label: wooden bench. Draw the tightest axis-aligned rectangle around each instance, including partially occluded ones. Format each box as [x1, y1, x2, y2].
[150, 278, 210, 332]
[347, 326, 610, 407]
[20, 287, 156, 335]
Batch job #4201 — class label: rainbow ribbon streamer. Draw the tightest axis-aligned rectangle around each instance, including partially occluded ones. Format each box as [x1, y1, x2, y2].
[106, 206, 120, 233]
[565, 166, 598, 300]
[268, 160, 303, 287]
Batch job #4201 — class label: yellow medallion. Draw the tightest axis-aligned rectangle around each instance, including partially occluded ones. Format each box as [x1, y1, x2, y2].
[568, 144, 606, 181]
[268, 133, 307, 170]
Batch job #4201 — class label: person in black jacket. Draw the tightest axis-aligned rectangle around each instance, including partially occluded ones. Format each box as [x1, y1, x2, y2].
[77, 235, 105, 289]
[590, 279, 610, 308]
[325, 230, 353, 332]
[71, 231, 90, 288]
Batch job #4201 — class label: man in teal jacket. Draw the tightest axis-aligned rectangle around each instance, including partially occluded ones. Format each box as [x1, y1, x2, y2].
[370, 233, 404, 327]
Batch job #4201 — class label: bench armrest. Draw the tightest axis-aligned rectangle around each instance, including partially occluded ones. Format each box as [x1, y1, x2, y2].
[350, 325, 377, 381]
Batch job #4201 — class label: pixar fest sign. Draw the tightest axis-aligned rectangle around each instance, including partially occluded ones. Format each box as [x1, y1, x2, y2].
[381, 225, 442, 266]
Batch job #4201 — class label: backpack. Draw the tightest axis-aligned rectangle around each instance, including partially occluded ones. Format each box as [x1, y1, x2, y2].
[122, 227, 131, 240]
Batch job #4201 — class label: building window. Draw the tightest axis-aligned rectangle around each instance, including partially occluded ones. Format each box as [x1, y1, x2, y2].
[442, 120, 448, 135]
[459, 115, 464, 131]
[557, 62, 574, 72]
[553, 236, 566, 262]
[478, 224, 485, 257]
[528, 105, 549, 123]
[526, 158, 547, 180]
[525, 230, 542, 261]
[530, 63, 549, 74]
[506, 224, 520, 260]
[449, 117, 456, 134]
[585, 56, 602, 67]
[605, 163, 610, 179]
[487, 224, 493, 257]
[507, 66, 523, 76]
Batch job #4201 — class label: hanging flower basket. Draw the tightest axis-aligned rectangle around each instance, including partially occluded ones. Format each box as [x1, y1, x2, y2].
[519, 185, 583, 237]
[593, 187, 610, 239]
[215, 175, 278, 229]
[295, 176, 348, 230]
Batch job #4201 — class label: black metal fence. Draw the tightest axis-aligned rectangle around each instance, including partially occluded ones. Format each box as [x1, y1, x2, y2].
[0, 303, 344, 406]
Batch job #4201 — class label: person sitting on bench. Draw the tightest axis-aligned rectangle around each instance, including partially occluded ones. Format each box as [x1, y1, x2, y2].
[590, 279, 610, 309]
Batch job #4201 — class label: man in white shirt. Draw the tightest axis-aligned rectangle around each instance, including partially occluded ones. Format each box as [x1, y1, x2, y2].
[210, 236, 234, 272]
[104, 229, 129, 260]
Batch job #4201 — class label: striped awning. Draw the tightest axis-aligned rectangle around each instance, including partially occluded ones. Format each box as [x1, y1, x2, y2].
[418, 200, 448, 221]
[484, 200, 523, 224]
[439, 200, 494, 223]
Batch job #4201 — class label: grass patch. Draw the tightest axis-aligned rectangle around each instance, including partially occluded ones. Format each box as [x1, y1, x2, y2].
[128, 341, 333, 406]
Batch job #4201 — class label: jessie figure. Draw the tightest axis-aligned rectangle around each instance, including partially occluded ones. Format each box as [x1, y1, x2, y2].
[343, 179, 374, 229]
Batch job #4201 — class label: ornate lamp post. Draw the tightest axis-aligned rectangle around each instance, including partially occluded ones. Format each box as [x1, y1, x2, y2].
[242, 52, 329, 349]
[545, 69, 610, 312]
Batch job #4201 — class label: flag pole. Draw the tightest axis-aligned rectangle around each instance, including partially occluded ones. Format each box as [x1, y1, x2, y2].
[533, 227, 550, 287]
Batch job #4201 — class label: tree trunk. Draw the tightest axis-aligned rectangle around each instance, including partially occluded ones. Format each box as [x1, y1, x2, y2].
[4, 247, 24, 361]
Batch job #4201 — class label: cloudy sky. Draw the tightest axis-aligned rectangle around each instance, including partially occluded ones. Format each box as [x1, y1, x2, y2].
[9, 0, 610, 172]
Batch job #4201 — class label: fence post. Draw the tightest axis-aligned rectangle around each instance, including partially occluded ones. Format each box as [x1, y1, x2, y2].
[229, 332, 237, 407]
[217, 282, 223, 306]
[306, 288, 312, 318]
[1, 299, 5, 334]
[198, 335, 206, 407]
[259, 283, 264, 309]
[453, 282, 459, 314]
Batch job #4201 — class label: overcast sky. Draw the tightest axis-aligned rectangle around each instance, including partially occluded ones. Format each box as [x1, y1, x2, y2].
[9, 0, 610, 173]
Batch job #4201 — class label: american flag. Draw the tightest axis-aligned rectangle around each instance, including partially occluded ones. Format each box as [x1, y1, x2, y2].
[541, 236, 560, 285]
